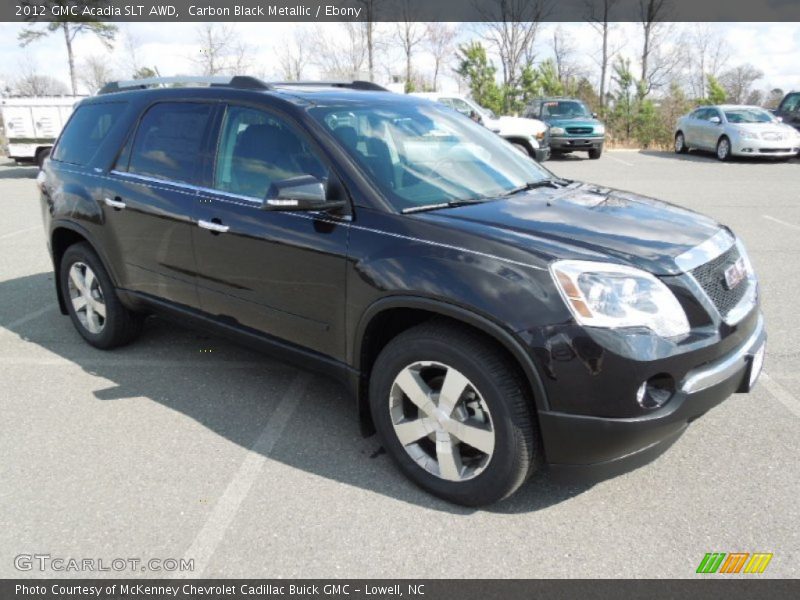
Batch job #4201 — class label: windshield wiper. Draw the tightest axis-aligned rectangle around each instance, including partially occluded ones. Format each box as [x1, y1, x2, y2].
[503, 178, 569, 196]
[402, 198, 489, 214]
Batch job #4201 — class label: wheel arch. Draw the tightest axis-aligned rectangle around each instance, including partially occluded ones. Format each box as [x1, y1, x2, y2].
[353, 296, 550, 434]
[50, 222, 119, 315]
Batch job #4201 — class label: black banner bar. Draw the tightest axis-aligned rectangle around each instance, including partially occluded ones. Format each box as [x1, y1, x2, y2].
[5, 0, 800, 23]
[2, 579, 800, 600]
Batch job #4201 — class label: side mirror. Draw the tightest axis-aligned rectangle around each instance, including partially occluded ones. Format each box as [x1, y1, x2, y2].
[469, 110, 484, 125]
[262, 175, 344, 211]
[709, 116, 721, 125]
[592, 112, 598, 119]
[776, 116, 784, 123]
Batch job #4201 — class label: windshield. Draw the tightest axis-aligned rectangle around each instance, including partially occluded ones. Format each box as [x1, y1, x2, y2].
[724, 108, 776, 124]
[310, 102, 551, 212]
[541, 100, 590, 118]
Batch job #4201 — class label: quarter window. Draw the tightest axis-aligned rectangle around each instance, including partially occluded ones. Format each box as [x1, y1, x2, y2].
[127, 102, 213, 184]
[52, 102, 126, 166]
[213, 105, 327, 199]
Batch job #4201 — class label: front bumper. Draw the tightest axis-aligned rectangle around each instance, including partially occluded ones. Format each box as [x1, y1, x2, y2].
[731, 137, 800, 157]
[541, 313, 766, 482]
[551, 136, 604, 151]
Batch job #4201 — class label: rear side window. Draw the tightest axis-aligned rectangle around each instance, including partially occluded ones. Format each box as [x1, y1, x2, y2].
[52, 102, 126, 166]
[126, 102, 213, 184]
[779, 93, 800, 114]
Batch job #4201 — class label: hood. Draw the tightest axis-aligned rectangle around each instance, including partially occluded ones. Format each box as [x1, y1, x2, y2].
[546, 116, 602, 129]
[731, 122, 799, 137]
[492, 115, 547, 136]
[419, 183, 723, 275]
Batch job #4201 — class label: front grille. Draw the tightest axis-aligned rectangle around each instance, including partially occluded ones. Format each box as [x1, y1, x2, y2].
[566, 127, 593, 135]
[690, 245, 749, 317]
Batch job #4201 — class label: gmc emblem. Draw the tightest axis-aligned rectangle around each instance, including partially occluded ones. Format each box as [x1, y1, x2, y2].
[724, 257, 747, 290]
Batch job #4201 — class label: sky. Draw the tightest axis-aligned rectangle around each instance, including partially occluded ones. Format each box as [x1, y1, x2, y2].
[0, 21, 798, 97]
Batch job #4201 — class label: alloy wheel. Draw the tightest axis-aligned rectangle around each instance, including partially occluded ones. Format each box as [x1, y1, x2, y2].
[389, 361, 495, 482]
[717, 138, 730, 160]
[67, 262, 106, 334]
[675, 133, 684, 153]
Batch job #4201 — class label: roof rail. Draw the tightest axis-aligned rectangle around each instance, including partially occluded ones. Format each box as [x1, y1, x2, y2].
[270, 80, 389, 92]
[97, 75, 270, 95]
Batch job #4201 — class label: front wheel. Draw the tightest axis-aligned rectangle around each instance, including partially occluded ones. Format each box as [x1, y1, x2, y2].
[716, 136, 732, 161]
[588, 145, 603, 159]
[59, 242, 144, 349]
[674, 132, 688, 154]
[369, 321, 538, 506]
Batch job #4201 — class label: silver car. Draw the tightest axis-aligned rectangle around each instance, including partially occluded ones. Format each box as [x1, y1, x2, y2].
[674, 105, 800, 161]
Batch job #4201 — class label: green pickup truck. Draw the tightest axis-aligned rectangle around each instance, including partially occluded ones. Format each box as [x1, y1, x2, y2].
[526, 98, 606, 159]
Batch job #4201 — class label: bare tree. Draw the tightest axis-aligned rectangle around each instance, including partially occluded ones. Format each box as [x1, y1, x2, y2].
[585, 0, 621, 112]
[277, 30, 309, 81]
[720, 64, 764, 104]
[549, 26, 583, 92]
[80, 55, 116, 94]
[190, 24, 254, 76]
[686, 24, 729, 100]
[637, 0, 682, 98]
[764, 88, 785, 110]
[18, 1, 117, 95]
[424, 23, 458, 92]
[314, 23, 368, 79]
[477, 0, 552, 111]
[12, 59, 69, 96]
[353, 0, 384, 81]
[395, 0, 426, 91]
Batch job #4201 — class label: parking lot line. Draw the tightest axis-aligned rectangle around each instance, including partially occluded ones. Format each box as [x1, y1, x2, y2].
[0, 225, 41, 241]
[760, 372, 800, 419]
[763, 215, 800, 231]
[606, 155, 635, 167]
[181, 372, 309, 577]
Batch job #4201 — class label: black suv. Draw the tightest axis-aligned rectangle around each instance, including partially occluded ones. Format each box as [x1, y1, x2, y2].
[775, 91, 800, 134]
[39, 76, 765, 506]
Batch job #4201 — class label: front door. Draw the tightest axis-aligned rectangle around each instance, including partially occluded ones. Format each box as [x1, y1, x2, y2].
[192, 104, 350, 361]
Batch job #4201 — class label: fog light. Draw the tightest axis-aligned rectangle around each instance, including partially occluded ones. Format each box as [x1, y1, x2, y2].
[636, 374, 675, 409]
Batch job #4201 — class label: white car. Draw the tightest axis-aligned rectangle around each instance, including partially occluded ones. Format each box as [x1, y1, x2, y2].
[675, 105, 800, 161]
[411, 92, 550, 161]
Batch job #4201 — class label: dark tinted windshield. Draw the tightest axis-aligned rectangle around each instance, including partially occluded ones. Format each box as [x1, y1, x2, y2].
[310, 102, 550, 211]
[541, 100, 590, 118]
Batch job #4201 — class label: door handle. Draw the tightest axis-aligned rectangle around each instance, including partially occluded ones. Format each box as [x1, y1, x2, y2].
[198, 219, 230, 234]
[104, 197, 126, 210]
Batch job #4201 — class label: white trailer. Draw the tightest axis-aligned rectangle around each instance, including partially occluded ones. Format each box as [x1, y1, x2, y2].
[1, 96, 82, 167]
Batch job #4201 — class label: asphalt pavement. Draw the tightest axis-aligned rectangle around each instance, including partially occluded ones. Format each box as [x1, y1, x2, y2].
[0, 150, 797, 578]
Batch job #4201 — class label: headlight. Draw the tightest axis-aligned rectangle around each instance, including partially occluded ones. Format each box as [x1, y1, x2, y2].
[594, 124, 605, 135]
[550, 126, 565, 135]
[737, 130, 760, 140]
[550, 260, 690, 338]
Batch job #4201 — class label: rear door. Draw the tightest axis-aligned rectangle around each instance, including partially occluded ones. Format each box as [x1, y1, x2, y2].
[104, 101, 217, 308]
[192, 103, 350, 361]
[683, 108, 707, 147]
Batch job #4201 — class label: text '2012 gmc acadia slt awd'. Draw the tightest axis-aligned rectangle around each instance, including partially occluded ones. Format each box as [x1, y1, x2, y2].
[38, 76, 766, 506]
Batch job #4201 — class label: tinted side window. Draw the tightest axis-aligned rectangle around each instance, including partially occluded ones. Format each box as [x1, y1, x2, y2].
[780, 93, 800, 114]
[213, 106, 327, 199]
[127, 102, 213, 184]
[52, 102, 126, 166]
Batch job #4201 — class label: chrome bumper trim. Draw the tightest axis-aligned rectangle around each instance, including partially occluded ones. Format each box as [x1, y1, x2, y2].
[680, 314, 765, 394]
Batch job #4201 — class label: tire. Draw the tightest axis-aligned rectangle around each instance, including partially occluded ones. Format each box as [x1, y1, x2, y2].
[512, 142, 532, 158]
[674, 132, 688, 154]
[716, 136, 732, 161]
[369, 320, 538, 506]
[59, 242, 144, 349]
[588, 145, 603, 159]
[36, 147, 51, 170]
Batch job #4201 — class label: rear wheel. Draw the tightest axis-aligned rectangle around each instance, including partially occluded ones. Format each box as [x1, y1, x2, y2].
[674, 132, 688, 154]
[716, 136, 732, 161]
[59, 243, 144, 349]
[369, 321, 538, 506]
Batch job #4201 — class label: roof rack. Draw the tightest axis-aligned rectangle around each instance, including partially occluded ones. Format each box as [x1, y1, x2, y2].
[270, 80, 389, 92]
[97, 75, 270, 95]
[97, 76, 389, 95]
